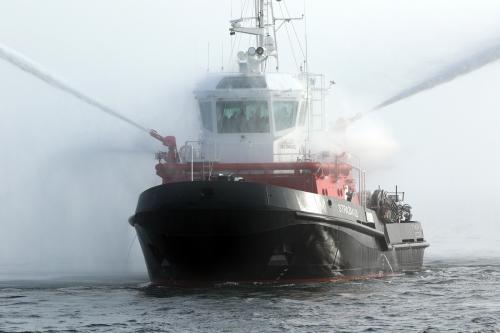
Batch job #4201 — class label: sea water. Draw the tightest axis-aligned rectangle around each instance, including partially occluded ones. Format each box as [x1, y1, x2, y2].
[1, 258, 499, 333]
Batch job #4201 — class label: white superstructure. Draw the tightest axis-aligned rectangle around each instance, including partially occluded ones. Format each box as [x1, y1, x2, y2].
[182, 0, 326, 163]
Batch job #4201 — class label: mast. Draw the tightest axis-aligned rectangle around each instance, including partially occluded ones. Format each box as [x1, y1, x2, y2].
[257, 0, 265, 48]
[230, 0, 304, 73]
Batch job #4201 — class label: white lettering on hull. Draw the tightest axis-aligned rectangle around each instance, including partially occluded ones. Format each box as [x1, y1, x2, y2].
[338, 204, 359, 219]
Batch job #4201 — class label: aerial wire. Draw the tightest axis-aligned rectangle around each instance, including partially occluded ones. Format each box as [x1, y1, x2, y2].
[284, 1, 306, 60]
[278, 2, 300, 71]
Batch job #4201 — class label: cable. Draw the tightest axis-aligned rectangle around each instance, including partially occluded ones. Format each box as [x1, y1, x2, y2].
[277, 2, 300, 71]
[283, 1, 306, 60]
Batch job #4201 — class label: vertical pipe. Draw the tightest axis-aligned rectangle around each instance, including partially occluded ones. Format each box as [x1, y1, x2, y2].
[358, 167, 361, 205]
[304, 0, 310, 147]
[191, 144, 194, 182]
[258, 0, 265, 72]
[270, 0, 279, 71]
[362, 170, 366, 208]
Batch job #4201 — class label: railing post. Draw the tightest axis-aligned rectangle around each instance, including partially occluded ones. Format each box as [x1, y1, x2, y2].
[362, 170, 366, 208]
[190, 144, 194, 182]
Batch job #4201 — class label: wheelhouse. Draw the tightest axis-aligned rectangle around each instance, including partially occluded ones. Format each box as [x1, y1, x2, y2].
[193, 73, 308, 162]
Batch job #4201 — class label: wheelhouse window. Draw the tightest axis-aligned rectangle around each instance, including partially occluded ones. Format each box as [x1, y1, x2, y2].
[199, 101, 213, 131]
[216, 101, 269, 133]
[273, 101, 299, 131]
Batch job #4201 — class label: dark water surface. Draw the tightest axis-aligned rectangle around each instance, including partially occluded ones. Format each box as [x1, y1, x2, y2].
[1, 258, 499, 333]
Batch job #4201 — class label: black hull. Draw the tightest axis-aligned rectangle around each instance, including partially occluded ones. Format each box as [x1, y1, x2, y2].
[130, 181, 428, 284]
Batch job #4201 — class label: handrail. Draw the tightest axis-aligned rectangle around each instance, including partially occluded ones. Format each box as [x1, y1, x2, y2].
[190, 144, 194, 182]
[157, 161, 353, 172]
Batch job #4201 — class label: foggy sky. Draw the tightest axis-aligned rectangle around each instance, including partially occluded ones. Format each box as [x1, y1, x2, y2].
[1, 0, 500, 275]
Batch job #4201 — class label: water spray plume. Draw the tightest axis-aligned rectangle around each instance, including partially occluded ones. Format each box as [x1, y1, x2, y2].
[334, 40, 500, 129]
[372, 40, 500, 111]
[0, 42, 150, 134]
[373, 41, 500, 110]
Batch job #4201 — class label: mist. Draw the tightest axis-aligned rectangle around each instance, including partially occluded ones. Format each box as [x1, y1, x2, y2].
[1, 1, 500, 277]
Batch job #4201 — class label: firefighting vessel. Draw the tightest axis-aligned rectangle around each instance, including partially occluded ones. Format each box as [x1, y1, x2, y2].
[129, 0, 429, 284]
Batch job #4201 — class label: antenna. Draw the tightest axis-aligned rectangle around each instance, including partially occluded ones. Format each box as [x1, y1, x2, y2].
[303, 0, 309, 73]
[270, 1, 279, 71]
[221, 42, 224, 72]
[207, 42, 210, 72]
[304, 0, 311, 152]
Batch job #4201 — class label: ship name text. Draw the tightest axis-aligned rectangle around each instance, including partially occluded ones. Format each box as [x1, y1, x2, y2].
[338, 204, 359, 219]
